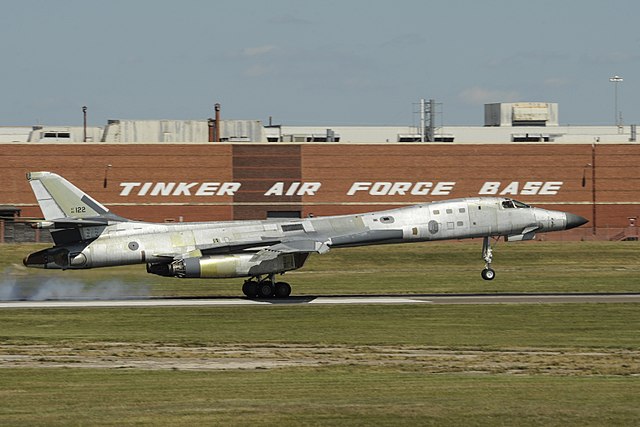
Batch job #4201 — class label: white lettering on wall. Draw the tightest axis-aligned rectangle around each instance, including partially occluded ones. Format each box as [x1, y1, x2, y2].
[346, 182, 456, 196]
[478, 181, 564, 196]
[118, 180, 563, 198]
[264, 182, 322, 196]
[119, 182, 242, 196]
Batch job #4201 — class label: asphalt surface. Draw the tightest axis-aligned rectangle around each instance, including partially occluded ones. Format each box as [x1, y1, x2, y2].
[1, 293, 639, 309]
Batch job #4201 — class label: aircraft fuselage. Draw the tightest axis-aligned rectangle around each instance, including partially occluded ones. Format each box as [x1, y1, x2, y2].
[25, 197, 579, 274]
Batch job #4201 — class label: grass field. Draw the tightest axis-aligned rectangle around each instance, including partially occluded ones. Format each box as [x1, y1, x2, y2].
[2, 241, 639, 297]
[2, 369, 638, 426]
[1, 241, 639, 425]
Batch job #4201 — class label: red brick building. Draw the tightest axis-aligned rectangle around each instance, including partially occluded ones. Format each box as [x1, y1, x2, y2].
[1, 143, 639, 241]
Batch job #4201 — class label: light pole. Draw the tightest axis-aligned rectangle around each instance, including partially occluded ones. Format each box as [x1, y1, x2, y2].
[82, 106, 87, 142]
[609, 75, 623, 126]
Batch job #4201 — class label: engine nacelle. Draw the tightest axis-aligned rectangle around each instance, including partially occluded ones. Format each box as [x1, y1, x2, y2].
[147, 252, 309, 279]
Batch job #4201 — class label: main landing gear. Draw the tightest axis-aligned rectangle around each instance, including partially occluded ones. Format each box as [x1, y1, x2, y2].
[242, 274, 292, 299]
[481, 236, 496, 281]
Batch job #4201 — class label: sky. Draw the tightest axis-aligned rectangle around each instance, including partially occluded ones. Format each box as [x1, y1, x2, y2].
[1, 0, 638, 127]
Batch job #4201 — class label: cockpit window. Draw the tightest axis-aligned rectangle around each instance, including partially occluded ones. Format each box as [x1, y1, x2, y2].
[513, 200, 530, 208]
[502, 199, 530, 209]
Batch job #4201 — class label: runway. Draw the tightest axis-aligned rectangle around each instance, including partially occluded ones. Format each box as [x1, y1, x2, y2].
[1, 293, 639, 309]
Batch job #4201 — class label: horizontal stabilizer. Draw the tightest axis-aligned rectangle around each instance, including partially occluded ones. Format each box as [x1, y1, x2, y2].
[1, 216, 109, 229]
[42, 218, 110, 229]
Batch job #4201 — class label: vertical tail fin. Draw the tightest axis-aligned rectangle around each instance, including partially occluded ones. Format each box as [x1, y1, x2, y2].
[27, 171, 110, 220]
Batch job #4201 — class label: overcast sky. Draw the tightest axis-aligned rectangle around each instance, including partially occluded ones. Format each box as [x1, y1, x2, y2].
[1, 0, 638, 127]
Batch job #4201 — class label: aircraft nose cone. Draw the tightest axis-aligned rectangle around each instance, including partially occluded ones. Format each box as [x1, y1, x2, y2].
[565, 213, 589, 230]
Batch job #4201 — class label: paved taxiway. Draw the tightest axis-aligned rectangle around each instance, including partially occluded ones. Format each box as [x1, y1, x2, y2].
[0, 293, 638, 309]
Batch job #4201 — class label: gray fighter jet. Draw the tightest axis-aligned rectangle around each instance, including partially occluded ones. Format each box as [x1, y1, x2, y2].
[23, 171, 588, 298]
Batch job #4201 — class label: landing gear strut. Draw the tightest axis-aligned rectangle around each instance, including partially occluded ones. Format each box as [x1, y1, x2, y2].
[242, 274, 292, 299]
[481, 236, 496, 281]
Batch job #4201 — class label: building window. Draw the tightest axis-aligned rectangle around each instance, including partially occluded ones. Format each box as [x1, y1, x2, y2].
[42, 132, 71, 139]
[267, 211, 301, 219]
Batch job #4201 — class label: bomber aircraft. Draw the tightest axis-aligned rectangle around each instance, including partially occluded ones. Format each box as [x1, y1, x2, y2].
[23, 172, 588, 298]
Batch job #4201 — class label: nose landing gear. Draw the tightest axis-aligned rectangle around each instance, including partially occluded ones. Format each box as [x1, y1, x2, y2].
[481, 236, 496, 281]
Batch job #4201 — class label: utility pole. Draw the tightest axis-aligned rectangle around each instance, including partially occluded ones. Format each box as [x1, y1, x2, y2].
[591, 142, 597, 236]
